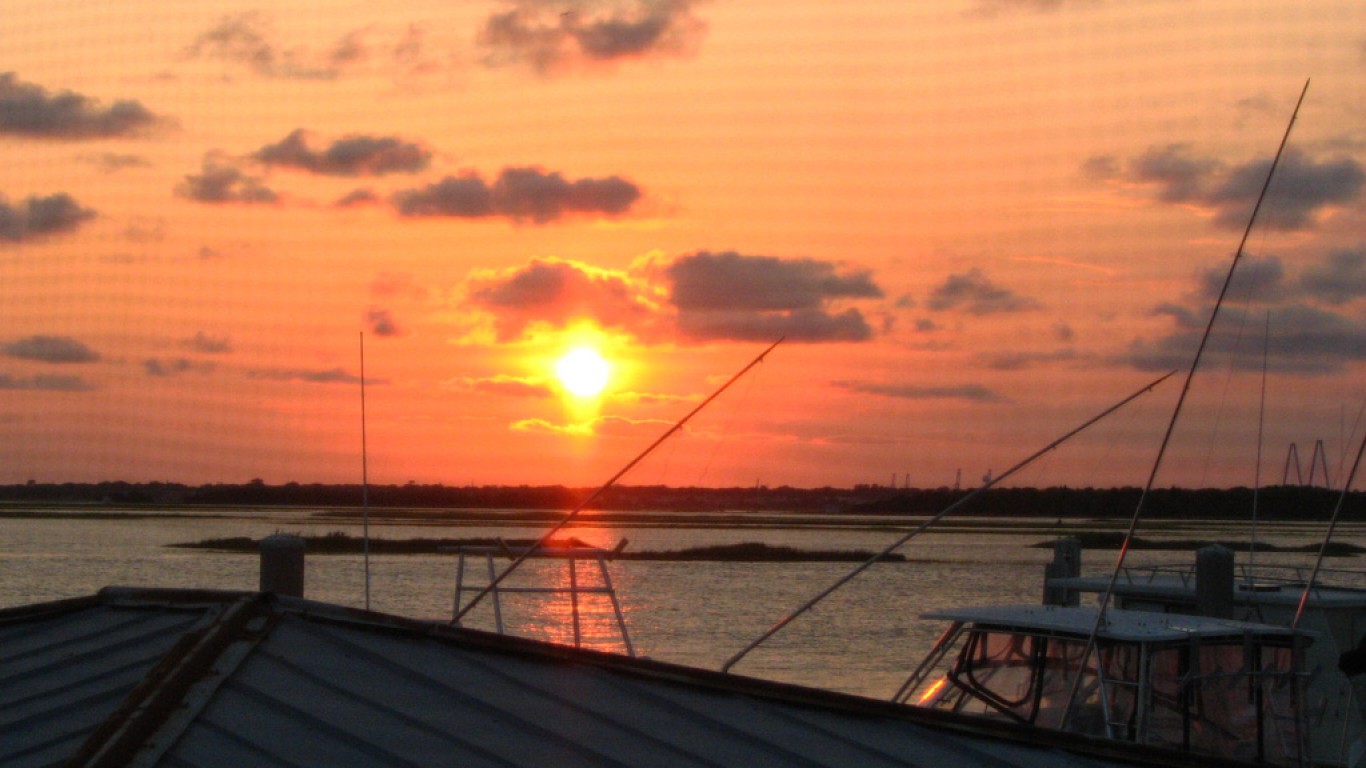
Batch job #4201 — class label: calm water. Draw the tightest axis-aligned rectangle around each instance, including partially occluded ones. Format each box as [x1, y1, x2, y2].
[2, 505, 1361, 698]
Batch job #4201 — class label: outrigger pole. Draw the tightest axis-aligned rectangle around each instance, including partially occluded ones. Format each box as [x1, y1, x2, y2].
[1062, 78, 1311, 729]
[452, 337, 784, 623]
[722, 368, 1176, 674]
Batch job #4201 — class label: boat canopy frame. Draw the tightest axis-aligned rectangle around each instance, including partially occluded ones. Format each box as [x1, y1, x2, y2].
[897, 611, 1311, 767]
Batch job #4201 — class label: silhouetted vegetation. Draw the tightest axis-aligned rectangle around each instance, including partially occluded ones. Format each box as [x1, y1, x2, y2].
[169, 533, 906, 561]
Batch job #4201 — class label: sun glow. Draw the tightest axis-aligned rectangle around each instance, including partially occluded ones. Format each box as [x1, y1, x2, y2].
[556, 347, 611, 398]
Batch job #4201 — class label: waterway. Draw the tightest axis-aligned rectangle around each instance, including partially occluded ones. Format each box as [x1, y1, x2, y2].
[2, 504, 1362, 698]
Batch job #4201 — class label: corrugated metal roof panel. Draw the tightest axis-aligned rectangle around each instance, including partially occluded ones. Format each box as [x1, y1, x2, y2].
[0, 599, 208, 768]
[0, 589, 1260, 768]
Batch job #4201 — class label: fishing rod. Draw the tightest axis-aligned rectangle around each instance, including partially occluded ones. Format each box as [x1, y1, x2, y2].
[1061, 78, 1310, 730]
[452, 337, 784, 623]
[721, 369, 1176, 675]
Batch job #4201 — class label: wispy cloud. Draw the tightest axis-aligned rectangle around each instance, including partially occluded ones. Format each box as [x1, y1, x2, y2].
[833, 380, 1009, 403]
[177, 153, 279, 204]
[450, 374, 555, 399]
[0, 373, 93, 391]
[926, 268, 1041, 314]
[185, 13, 356, 80]
[247, 367, 369, 384]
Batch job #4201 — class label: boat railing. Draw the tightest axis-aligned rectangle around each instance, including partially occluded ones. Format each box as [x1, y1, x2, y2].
[448, 544, 635, 656]
[1115, 562, 1366, 593]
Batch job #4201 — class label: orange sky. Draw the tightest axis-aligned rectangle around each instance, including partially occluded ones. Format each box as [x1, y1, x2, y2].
[1, 0, 1364, 489]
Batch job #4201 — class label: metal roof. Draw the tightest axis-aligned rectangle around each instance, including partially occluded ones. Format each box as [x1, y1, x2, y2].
[2, 588, 1260, 768]
[922, 604, 1307, 643]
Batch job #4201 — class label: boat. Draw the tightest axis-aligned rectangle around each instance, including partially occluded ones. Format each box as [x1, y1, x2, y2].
[895, 539, 1366, 767]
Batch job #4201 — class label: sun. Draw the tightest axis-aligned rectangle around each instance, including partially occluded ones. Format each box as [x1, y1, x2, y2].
[556, 347, 611, 398]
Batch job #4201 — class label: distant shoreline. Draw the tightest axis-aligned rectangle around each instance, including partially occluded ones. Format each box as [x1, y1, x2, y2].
[2, 481, 1360, 520]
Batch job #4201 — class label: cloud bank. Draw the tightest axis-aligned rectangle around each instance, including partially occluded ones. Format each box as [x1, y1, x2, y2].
[1123, 247, 1366, 374]
[460, 250, 885, 344]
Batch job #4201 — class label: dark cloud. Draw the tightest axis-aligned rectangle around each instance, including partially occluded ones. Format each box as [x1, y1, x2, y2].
[0, 73, 165, 139]
[1106, 145, 1364, 231]
[926, 268, 1041, 314]
[0, 193, 95, 242]
[366, 307, 401, 337]
[677, 307, 873, 343]
[984, 348, 1078, 371]
[1209, 149, 1365, 230]
[393, 173, 492, 217]
[1300, 247, 1366, 305]
[661, 251, 882, 343]
[3, 335, 100, 364]
[666, 251, 881, 311]
[177, 154, 279, 204]
[464, 258, 654, 341]
[182, 332, 232, 354]
[1128, 143, 1221, 203]
[0, 373, 93, 391]
[1198, 255, 1291, 302]
[834, 380, 1008, 403]
[255, 129, 431, 176]
[480, 0, 706, 75]
[393, 167, 640, 223]
[144, 358, 215, 377]
[247, 367, 367, 384]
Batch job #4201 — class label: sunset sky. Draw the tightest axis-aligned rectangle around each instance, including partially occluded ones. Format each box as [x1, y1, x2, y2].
[2, 0, 1363, 490]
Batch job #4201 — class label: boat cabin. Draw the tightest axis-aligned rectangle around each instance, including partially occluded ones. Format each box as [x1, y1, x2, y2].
[897, 605, 1310, 767]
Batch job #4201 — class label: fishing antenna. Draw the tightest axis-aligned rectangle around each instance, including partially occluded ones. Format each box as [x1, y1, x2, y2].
[452, 337, 784, 623]
[1061, 78, 1310, 728]
[360, 331, 372, 611]
[1292, 415, 1366, 629]
[1250, 311, 1269, 583]
[721, 369, 1176, 674]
